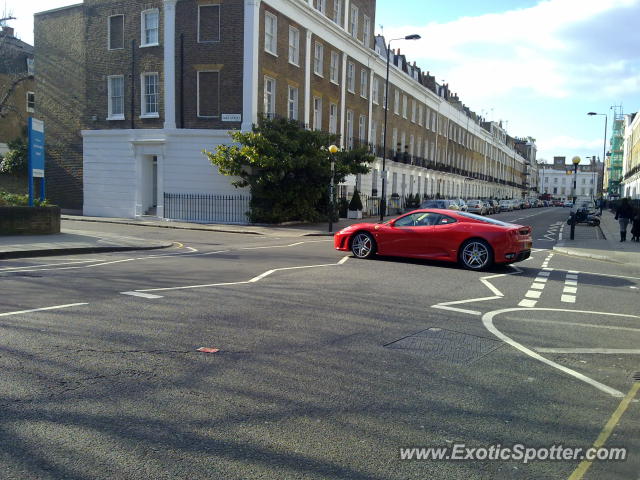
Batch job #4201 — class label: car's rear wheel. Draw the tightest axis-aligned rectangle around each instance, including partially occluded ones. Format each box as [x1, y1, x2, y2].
[459, 239, 493, 270]
[351, 232, 376, 259]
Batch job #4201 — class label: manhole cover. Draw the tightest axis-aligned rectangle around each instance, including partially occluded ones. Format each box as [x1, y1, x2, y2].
[384, 328, 502, 365]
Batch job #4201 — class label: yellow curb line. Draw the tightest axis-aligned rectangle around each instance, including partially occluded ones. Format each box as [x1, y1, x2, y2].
[568, 382, 640, 480]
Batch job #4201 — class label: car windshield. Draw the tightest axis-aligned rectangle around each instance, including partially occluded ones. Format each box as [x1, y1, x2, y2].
[456, 211, 516, 226]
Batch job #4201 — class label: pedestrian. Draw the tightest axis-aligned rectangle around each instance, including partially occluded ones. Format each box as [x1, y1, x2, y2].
[614, 198, 634, 242]
[631, 209, 640, 242]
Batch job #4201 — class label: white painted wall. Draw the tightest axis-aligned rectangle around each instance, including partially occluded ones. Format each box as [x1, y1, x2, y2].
[82, 129, 247, 219]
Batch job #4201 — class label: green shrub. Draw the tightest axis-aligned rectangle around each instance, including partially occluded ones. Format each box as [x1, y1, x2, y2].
[0, 190, 49, 207]
[348, 187, 363, 211]
[0, 137, 28, 175]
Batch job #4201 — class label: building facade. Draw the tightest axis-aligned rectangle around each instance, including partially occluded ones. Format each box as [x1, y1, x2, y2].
[0, 26, 35, 155]
[35, 0, 534, 221]
[622, 111, 639, 200]
[538, 156, 600, 201]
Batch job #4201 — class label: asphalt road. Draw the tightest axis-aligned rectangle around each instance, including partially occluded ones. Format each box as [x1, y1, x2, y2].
[1, 208, 638, 480]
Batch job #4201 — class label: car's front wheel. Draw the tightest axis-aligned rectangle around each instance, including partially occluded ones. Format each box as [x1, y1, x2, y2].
[351, 232, 376, 259]
[459, 239, 493, 270]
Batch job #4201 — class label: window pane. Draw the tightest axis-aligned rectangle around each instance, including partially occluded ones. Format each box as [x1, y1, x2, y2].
[199, 5, 220, 42]
[198, 71, 220, 117]
[144, 11, 159, 45]
[110, 77, 124, 116]
[144, 74, 159, 114]
[109, 16, 124, 50]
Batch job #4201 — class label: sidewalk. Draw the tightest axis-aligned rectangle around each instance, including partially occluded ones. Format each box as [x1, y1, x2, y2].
[553, 210, 640, 264]
[0, 228, 173, 260]
[61, 214, 396, 237]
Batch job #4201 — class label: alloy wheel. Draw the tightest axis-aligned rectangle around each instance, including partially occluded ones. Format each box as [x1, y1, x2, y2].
[461, 241, 490, 269]
[351, 233, 374, 259]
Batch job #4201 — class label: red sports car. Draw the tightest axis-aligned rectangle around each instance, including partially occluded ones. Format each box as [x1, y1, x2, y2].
[334, 209, 532, 270]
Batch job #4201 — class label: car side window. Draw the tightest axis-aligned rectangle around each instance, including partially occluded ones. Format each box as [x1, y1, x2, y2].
[395, 212, 436, 227]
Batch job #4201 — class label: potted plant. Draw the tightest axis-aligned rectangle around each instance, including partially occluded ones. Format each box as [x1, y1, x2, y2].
[347, 187, 363, 219]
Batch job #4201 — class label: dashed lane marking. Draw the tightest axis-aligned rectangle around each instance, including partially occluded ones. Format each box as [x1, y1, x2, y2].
[121, 291, 164, 299]
[0, 303, 88, 317]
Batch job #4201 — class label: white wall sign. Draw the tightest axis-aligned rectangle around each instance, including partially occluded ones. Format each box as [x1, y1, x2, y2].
[221, 114, 242, 122]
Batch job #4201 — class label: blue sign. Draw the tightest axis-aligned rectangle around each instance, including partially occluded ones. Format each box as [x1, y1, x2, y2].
[28, 117, 46, 206]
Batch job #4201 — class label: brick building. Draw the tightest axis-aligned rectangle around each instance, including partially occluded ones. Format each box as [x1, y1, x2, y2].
[35, 0, 533, 220]
[0, 26, 34, 155]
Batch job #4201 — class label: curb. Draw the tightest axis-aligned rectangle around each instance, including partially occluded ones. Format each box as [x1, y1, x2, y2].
[62, 216, 265, 236]
[552, 245, 620, 264]
[0, 243, 172, 260]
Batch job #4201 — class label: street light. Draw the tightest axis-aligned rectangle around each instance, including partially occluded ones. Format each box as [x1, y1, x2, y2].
[570, 156, 580, 240]
[328, 144, 338, 233]
[587, 112, 607, 211]
[380, 33, 421, 222]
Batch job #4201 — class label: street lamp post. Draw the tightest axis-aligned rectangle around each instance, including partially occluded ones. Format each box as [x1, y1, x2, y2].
[380, 33, 421, 222]
[587, 112, 607, 212]
[570, 156, 580, 240]
[328, 144, 338, 233]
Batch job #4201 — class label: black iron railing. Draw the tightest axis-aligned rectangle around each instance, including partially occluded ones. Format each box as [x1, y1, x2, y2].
[164, 193, 250, 224]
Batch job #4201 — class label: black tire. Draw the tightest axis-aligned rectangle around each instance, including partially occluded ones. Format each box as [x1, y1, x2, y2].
[351, 232, 377, 259]
[459, 239, 494, 271]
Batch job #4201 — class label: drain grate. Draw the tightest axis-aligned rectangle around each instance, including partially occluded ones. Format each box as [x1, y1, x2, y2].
[384, 327, 502, 365]
[633, 372, 640, 382]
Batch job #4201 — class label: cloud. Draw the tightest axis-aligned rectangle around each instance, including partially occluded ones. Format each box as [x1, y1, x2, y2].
[383, 0, 640, 103]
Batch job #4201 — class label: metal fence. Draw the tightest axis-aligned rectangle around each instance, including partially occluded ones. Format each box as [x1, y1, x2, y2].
[163, 193, 250, 224]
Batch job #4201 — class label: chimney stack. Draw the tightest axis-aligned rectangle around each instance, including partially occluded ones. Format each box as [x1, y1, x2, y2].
[1, 26, 15, 37]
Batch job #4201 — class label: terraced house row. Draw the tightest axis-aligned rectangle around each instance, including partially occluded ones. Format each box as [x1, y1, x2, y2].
[34, 0, 537, 222]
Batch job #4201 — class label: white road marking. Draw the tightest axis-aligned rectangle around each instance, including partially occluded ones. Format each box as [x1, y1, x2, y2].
[121, 291, 164, 299]
[506, 317, 640, 333]
[559, 224, 565, 240]
[518, 299, 537, 308]
[431, 266, 523, 314]
[535, 277, 548, 283]
[482, 307, 627, 397]
[0, 259, 106, 271]
[535, 348, 640, 354]
[561, 294, 576, 303]
[566, 274, 579, 280]
[563, 286, 577, 294]
[538, 271, 551, 277]
[565, 280, 578, 286]
[431, 296, 501, 316]
[127, 256, 351, 294]
[531, 283, 546, 290]
[525, 290, 542, 299]
[0, 303, 88, 317]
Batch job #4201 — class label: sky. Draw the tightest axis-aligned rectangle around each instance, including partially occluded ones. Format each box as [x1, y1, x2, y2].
[4, 0, 640, 164]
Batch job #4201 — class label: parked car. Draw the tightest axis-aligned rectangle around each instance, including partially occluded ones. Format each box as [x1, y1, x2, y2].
[499, 200, 513, 212]
[489, 200, 500, 214]
[420, 199, 461, 211]
[563, 200, 573, 207]
[466, 199, 488, 215]
[457, 199, 469, 212]
[334, 209, 533, 270]
[553, 200, 564, 207]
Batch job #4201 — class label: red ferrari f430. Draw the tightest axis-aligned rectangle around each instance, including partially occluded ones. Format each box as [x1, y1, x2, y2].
[334, 209, 532, 270]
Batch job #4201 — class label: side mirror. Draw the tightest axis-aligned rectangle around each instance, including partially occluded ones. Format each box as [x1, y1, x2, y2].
[387, 219, 396, 227]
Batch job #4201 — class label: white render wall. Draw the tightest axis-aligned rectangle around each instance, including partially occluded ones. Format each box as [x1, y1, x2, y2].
[82, 129, 246, 219]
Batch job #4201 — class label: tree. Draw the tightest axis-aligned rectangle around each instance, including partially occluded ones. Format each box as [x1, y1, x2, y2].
[0, 135, 27, 175]
[205, 116, 373, 223]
